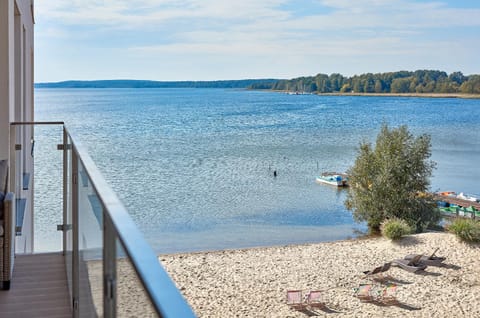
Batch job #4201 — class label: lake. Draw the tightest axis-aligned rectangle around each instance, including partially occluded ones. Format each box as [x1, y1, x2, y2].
[33, 89, 480, 253]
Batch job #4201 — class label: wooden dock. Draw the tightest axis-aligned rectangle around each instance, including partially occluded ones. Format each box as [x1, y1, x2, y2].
[435, 193, 480, 220]
[434, 194, 480, 210]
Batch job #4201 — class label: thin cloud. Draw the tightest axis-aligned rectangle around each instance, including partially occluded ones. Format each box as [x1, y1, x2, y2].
[34, 0, 480, 81]
[36, 0, 290, 28]
[36, 0, 480, 35]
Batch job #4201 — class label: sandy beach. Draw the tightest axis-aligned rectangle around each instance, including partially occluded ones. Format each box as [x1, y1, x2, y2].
[84, 232, 479, 317]
[320, 92, 480, 99]
[159, 232, 480, 318]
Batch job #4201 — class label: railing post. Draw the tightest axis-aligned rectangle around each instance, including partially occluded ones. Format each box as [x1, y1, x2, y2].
[62, 127, 68, 255]
[104, 212, 117, 317]
[72, 148, 80, 318]
[9, 125, 16, 194]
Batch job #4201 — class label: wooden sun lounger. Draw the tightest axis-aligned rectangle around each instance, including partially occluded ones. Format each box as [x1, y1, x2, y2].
[392, 254, 427, 273]
[404, 248, 446, 266]
[363, 265, 383, 276]
[363, 262, 391, 280]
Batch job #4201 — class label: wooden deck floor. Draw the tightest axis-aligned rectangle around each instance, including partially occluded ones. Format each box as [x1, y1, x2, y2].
[0, 252, 72, 318]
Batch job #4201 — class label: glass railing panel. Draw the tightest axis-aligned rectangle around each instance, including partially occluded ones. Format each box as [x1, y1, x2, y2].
[78, 158, 104, 317]
[66, 125, 195, 318]
[9, 124, 26, 250]
[116, 244, 158, 318]
[33, 124, 64, 252]
[9, 122, 194, 317]
[79, 253, 103, 318]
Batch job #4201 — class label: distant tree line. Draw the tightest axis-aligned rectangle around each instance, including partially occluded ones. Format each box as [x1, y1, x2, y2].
[36, 72, 480, 94]
[249, 70, 480, 94]
[35, 79, 279, 89]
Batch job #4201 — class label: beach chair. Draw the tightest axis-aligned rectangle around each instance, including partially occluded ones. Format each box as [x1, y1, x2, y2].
[363, 262, 391, 281]
[392, 254, 427, 273]
[376, 262, 392, 281]
[379, 283, 398, 305]
[306, 290, 326, 310]
[286, 290, 307, 311]
[404, 248, 446, 266]
[353, 284, 376, 303]
[363, 265, 383, 277]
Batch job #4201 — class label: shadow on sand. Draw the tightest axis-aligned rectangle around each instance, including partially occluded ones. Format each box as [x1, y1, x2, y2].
[365, 299, 422, 311]
[438, 263, 461, 270]
[373, 275, 412, 285]
[295, 305, 343, 316]
[417, 269, 442, 277]
[393, 236, 421, 247]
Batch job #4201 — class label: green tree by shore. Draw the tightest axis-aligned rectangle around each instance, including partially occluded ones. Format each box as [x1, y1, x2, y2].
[345, 124, 440, 233]
[250, 70, 480, 94]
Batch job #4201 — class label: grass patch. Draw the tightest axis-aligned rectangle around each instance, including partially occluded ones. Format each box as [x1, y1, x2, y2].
[380, 218, 412, 240]
[448, 218, 480, 242]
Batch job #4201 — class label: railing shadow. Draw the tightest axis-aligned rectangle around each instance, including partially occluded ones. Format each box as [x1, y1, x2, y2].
[388, 301, 422, 311]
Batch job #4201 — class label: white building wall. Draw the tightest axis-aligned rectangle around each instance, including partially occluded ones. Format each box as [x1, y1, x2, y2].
[0, 0, 33, 166]
[0, 0, 15, 161]
[0, 0, 35, 253]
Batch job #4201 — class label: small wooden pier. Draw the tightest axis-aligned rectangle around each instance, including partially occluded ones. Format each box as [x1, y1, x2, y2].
[434, 193, 480, 220]
[434, 194, 480, 210]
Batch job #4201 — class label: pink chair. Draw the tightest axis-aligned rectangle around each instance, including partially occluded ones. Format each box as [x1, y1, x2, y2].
[306, 290, 326, 309]
[286, 290, 307, 311]
[353, 284, 376, 302]
[379, 284, 398, 304]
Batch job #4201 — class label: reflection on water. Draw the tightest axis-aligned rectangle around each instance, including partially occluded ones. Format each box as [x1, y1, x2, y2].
[34, 89, 480, 252]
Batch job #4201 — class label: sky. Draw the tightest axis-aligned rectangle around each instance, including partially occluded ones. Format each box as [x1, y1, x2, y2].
[34, 0, 480, 82]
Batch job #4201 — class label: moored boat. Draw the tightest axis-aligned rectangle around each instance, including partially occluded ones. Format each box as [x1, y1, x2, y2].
[315, 173, 348, 187]
[456, 192, 480, 203]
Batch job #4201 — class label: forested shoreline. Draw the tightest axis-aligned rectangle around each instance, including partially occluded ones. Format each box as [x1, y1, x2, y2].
[35, 79, 278, 89]
[35, 70, 480, 95]
[249, 70, 480, 94]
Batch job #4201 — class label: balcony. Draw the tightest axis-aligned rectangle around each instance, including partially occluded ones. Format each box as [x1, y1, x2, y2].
[1, 122, 195, 317]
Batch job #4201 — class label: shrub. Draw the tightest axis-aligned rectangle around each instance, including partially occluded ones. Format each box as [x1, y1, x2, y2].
[345, 124, 438, 233]
[380, 218, 412, 240]
[448, 219, 480, 243]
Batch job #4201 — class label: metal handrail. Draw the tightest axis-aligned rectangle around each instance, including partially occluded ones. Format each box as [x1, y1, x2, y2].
[11, 121, 65, 125]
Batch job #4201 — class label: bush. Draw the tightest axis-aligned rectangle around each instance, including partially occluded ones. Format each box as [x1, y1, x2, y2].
[448, 219, 480, 242]
[380, 218, 412, 240]
[345, 124, 438, 233]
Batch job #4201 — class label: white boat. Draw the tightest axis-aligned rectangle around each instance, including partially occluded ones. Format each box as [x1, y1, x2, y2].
[456, 192, 480, 203]
[315, 173, 348, 187]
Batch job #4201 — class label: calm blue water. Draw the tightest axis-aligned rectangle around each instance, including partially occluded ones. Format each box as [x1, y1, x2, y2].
[33, 89, 480, 253]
